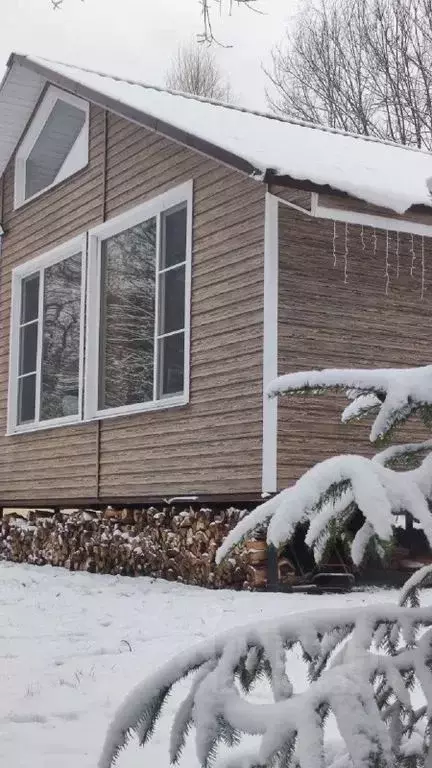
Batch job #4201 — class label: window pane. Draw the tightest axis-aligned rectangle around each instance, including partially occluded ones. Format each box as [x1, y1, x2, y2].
[158, 333, 185, 397]
[19, 322, 38, 375]
[161, 206, 187, 269]
[99, 218, 156, 410]
[40, 254, 82, 421]
[21, 274, 39, 323]
[159, 266, 185, 335]
[18, 374, 36, 424]
[25, 99, 86, 199]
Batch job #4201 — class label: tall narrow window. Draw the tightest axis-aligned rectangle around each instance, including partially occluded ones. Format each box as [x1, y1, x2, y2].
[10, 240, 85, 432]
[17, 274, 39, 424]
[99, 219, 157, 410]
[40, 254, 82, 420]
[157, 205, 187, 397]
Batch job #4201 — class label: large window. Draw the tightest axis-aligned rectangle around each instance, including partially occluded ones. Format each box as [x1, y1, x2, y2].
[14, 86, 89, 208]
[9, 238, 86, 432]
[86, 184, 191, 419]
[8, 183, 192, 433]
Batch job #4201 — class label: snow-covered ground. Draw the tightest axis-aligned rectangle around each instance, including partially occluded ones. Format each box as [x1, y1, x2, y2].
[0, 561, 423, 768]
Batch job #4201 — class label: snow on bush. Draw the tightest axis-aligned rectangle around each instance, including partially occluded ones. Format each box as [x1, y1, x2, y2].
[99, 364, 432, 767]
[266, 364, 432, 442]
[217, 364, 432, 568]
[99, 573, 432, 767]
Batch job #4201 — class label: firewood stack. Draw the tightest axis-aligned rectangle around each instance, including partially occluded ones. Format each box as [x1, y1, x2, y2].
[0, 506, 269, 589]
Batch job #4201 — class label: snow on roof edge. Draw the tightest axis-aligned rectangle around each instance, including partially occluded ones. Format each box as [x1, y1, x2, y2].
[18, 52, 432, 163]
[4, 52, 432, 215]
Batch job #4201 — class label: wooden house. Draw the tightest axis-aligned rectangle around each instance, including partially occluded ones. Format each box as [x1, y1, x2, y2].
[0, 52, 431, 510]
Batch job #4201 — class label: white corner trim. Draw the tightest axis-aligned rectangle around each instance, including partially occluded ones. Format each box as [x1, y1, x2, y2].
[262, 192, 279, 494]
[311, 192, 319, 216]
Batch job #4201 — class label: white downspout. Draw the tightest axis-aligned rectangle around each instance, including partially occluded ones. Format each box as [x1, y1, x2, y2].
[262, 192, 279, 494]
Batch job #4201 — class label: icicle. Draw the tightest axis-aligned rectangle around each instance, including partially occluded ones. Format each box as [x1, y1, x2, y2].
[396, 231, 400, 278]
[410, 234, 416, 277]
[333, 221, 337, 268]
[344, 223, 348, 284]
[421, 236, 425, 300]
[361, 225, 365, 251]
[373, 228, 377, 262]
[385, 231, 390, 296]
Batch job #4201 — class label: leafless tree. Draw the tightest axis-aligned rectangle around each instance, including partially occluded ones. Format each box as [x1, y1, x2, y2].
[266, 0, 432, 149]
[166, 42, 232, 101]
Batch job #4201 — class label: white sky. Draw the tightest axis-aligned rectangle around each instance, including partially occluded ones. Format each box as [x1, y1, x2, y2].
[1, 0, 299, 110]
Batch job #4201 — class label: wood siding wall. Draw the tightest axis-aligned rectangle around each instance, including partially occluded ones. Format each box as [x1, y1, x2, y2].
[0, 106, 265, 505]
[277, 203, 432, 489]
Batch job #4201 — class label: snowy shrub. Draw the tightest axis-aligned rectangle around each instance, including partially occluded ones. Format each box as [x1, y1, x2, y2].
[99, 566, 432, 767]
[217, 365, 432, 567]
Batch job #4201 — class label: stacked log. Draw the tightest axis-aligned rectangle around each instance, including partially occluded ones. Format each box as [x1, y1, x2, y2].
[0, 506, 269, 589]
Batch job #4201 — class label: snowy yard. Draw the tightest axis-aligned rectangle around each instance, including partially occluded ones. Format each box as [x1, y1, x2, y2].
[0, 561, 426, 768]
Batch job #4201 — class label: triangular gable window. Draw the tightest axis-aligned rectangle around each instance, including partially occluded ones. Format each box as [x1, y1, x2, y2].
[15, 86, 89, 208]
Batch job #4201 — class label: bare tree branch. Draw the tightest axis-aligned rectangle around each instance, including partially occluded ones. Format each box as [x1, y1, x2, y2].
[265, 0, 432, 149]
[198, 0, 262, 45]
[49, 0, 262, 45]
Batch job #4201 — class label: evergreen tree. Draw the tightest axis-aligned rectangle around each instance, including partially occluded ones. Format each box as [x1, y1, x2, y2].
[99, 364, 432, 767]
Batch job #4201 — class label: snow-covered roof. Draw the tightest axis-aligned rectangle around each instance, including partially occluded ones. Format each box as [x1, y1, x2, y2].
[2, 52, 432, 214]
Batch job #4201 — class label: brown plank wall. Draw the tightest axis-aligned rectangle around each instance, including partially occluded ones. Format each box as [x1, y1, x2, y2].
[277, 202, 432, 489]
[0, 104, 265, 505]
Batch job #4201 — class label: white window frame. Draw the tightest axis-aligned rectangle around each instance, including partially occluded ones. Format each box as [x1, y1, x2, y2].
[85, 180, 193, 421]
[14, 85, 89, 209]
[7, 235, 87, 435]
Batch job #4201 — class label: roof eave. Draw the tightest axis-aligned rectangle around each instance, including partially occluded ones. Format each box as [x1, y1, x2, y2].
[8, 53, 261, 181]
[267, 171, 432, 217]
[7, 55, 431, 218]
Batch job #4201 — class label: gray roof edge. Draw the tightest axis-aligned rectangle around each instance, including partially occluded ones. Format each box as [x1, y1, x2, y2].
[7, 53, 264, 182]
[13, 53, 432, 158]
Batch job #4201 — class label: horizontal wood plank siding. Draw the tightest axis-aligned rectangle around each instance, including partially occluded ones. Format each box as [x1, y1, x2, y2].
[100, 114, 265, 498]
[277, 204, 432, 489]
[0, 104, 105, 502]
[270, 186, 312, 210]
[0, 107, 265, 504]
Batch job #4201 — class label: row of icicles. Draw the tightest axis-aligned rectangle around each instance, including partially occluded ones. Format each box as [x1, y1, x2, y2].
[332, 222, 426, 299]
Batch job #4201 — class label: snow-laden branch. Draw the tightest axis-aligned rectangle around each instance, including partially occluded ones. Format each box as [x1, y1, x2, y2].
[267, 364, 432, 441]
[99, 599, 432, 768]
[399, 563, 432, 607]
[341, 393, 381, 424]
[216, 450, 432, 566]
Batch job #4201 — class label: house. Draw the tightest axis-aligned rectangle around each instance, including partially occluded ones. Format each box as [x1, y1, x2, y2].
[0, 52, 431, 511]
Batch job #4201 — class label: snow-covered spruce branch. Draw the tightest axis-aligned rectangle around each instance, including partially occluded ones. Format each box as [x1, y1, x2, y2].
[267, 364, 432, 441]
[216, 450, 432, 567]
[400, 564, 432, 608]
[99, 599, 432, 768]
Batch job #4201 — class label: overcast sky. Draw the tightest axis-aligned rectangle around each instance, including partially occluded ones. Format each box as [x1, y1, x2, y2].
[1, 0, 299, 110]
